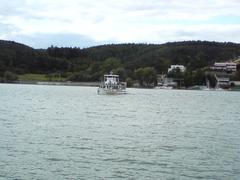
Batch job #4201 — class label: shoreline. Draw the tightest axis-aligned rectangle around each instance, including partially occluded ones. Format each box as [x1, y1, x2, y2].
[1, 81, 240, 91]
[0, 81, 100, 87]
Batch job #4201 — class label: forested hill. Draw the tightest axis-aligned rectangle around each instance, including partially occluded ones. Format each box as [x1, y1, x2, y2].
[82, 41, 240, 71]
[0, 40, 69, 75]
[1, 40, 240, 82]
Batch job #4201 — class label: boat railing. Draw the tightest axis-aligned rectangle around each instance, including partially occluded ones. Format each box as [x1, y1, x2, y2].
[99, 82, 126, 89]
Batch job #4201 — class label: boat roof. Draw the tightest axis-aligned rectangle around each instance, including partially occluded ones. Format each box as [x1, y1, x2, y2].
[104, 74, 119, 77]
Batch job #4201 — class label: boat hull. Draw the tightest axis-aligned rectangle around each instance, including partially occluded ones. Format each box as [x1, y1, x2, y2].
[97, 87, 126, 95]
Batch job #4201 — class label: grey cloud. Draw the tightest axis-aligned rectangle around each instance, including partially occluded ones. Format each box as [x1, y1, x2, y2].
[0, 0, 26, 15]
[0, 22, 19, 34]
[1, 0, 240, 47]
[175, 30, 199, 38]
[0, 0, 51, 21]
[7, 33, 116, 48]
[173, 27, 240, 43]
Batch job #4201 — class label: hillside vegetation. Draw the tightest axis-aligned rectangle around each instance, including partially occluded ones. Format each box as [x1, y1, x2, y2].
[1, 40, 240, 86]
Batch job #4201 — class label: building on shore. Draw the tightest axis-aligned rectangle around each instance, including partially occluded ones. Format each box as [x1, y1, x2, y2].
[215, 75, 230, 89]
[168, 65, 186, 73]
[157, 74, 183, 89]
[210, 62, 237, 73]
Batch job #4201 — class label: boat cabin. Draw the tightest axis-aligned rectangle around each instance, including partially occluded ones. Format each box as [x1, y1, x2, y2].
[98, 72, 127, 94]
[104, 74, 119, 85]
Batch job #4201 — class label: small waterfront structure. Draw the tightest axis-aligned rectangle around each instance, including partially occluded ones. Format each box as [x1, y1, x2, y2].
[157, 74, 185, 89]
[156, 74, 177, 89]
[230, 81, 240, 86]
[215, 75, 230, 89]
[97, 72, 127, 95]
[168, 65, 186, 73]
[210, 62, 237, 73]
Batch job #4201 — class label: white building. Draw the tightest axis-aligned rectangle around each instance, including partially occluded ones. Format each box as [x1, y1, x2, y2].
[168, 65, 186, 73]
[215, 75, 230, 89]
[210, 62, 237, 72]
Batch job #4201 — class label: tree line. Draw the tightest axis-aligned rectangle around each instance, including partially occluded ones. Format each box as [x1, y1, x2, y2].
[0, 40, 240, 86]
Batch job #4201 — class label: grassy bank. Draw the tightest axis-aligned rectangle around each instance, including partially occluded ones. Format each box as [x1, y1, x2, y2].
[18, 74, 66, 82]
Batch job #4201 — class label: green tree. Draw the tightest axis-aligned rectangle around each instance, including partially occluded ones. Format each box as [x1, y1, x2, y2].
[135, 67, 157, 87]
[3, 71, 18, 82]
[231, 71, 240, 81]
[135, 68, 145, 86]
[113, 67, 127, 81]
[193, 69, 205, 85]
[184, 69, 206, 87]
[167, 68, 184, 79]
[101, 57, 122, 74]
[184, 71, 194, 87]
[126, 77, 133, 87]
[205, 72, 217, 88]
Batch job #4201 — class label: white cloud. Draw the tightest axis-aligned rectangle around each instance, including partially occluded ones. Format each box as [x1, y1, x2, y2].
[0, 0, 240, 47]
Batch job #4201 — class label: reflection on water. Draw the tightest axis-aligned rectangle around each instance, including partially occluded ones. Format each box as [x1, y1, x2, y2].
[0, 84, 240, 179]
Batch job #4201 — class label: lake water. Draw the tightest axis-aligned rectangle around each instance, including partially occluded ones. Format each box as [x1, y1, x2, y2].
[0, 84, 240, 179]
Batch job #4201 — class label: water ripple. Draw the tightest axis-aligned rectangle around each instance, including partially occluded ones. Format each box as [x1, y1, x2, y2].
[0, 85, 240, 179]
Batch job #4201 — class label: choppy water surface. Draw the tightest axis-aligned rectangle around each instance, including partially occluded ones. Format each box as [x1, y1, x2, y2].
[0, 84, 240, 179]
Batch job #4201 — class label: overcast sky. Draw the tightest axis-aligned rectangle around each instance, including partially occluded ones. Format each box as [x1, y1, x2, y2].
[0, 0, 240, 48]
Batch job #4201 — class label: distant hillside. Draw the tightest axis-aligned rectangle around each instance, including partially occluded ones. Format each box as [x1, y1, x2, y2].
[0, 40, 69, 76]
[1, 40, 240, 82]
[0, 40, 33, 49]
[0, 40, 35, 73]
[82, 41, 240, 71]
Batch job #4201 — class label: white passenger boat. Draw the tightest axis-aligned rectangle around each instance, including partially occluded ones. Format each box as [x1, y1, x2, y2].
[97, 72, 127, 95]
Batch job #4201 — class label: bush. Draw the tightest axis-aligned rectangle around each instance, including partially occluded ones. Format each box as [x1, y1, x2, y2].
[3, 71, 18, 82]
[126, 77, 133, 87]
